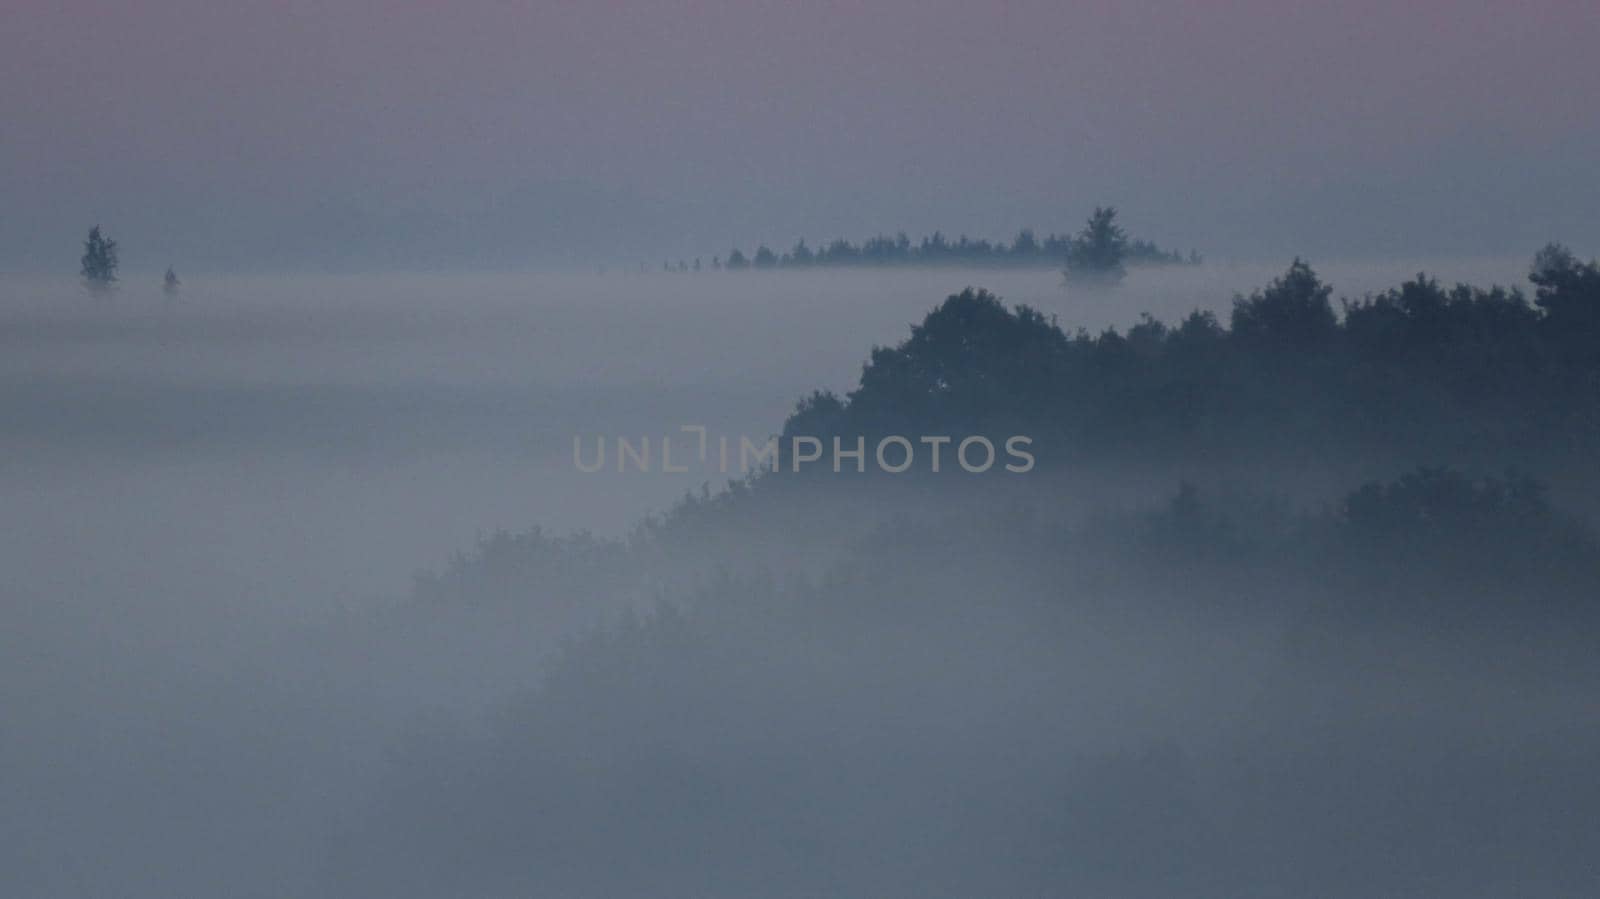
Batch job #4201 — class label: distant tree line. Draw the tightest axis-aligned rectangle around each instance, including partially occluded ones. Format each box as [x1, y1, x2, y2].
[661, 207, 1198, 276]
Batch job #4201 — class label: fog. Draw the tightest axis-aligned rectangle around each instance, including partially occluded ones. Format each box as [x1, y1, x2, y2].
[4, 259, 1598, 897]
[0, 258, 1532, 593]
[8, 0, 1599, 889]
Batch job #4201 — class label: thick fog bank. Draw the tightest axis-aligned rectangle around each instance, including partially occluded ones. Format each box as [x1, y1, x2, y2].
[2, 258, 1596, 898]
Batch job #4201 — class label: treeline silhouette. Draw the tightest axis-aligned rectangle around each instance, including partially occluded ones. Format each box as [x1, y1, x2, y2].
[351, 244, 1600, 899]
[401, 237, 1600, 637]
[662, 209, 1199, 273]
[418, 464, 1598, 620]
[356, 463, 1598, 897]
[398, 242, 1600, 632]
[780, 244, 1600, 464]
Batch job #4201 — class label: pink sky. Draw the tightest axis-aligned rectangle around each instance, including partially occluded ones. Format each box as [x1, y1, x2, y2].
[3, 0, 1597, 269]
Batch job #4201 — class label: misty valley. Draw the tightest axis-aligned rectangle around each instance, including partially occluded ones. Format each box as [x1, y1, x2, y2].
[2, 249, 1597, 897]
[9, 0, 1600, 891]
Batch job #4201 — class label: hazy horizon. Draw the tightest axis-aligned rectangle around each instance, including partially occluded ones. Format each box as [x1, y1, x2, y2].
[5, 3, 1600, 895]
[4, 0, 1599, 273]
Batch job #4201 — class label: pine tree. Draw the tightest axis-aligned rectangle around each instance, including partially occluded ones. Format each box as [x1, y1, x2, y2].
[1063, 207, 1127, 285]
[81, 225, 120, 288]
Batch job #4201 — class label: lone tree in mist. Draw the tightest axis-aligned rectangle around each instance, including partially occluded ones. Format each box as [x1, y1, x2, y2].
[80, 225, 120, 289]
[1063, 206, 1128, 285]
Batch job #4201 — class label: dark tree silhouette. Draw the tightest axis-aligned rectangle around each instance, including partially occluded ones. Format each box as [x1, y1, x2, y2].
[1230, 258, 1337, 348]
[80, 225, 119, 289]
[1529, 242, 1600, 366]
[1063, 206, 1129, 285]
[832, 287, 1069, 437]
[769, 248, 1600, 471]
[707, 214, 1195, 272]
[1012, 228, 1039, 257]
